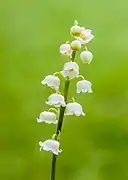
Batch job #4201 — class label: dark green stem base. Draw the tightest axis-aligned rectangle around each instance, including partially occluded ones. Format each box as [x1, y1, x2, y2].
[51, 154, 57, 180]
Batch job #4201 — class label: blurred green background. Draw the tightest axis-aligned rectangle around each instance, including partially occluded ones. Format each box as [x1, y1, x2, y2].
[1, 0, 128, 180]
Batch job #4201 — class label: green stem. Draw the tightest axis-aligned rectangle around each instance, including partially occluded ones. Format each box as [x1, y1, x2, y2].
[51, 154, 57, 180]
[71, 51, 76, 62]
[51, 51, 76, 180]
[56, 79, 69, 135]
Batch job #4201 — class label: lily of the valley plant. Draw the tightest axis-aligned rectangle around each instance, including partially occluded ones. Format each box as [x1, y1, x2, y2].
[37, 20, 94, 180]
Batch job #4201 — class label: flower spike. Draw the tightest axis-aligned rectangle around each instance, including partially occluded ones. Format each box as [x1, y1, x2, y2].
[37, 21, 95, 180]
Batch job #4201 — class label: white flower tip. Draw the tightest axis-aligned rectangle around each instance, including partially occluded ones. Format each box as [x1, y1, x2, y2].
[62, 102, 66, 107]
[59, 149, 62, 153]
[82, 112, 86, 116]
[45, 101, 49, 105]
[52, 120, 58, 124]
[37, 118, 41, 123]
[45, 121, 58, 125]
[89, 90, 93, 93]
[41, 80, 45, 85]
[77, 90, 81, 94]
[39, 141, 43, 146]
[90, 34, 94, 40]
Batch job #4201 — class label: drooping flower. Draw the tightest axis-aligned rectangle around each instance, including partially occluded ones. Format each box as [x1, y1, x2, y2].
[39, 140, 62, 155]
[60, 43, 72, 57]
[65, 102, 85, 116]
[71, 40, 82, 51]
[80, 50, 93, 64]
[77, 80, 92, 93]
[79, 28, 94, 44]
[61, 61, 79, 79]
[46, 93, 66, 107]
[37, 111, 58, 124]
[41, 75, 60, 90]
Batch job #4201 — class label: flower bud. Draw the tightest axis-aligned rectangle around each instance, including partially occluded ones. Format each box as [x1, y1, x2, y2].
[71, 40, 81, 51]
[70, 25, 81, 36]
[80, 51, 93, 64]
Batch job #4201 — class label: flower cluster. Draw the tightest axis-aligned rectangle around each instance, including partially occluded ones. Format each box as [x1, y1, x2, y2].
[37, 20, 94, 155]
[60, 20, 94, 64]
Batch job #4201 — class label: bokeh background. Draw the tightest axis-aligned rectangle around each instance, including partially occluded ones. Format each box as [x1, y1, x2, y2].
[1, 0, 128, 180]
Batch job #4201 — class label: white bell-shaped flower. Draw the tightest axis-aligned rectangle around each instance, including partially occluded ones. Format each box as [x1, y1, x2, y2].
[80, 51, 93, 64]
[65, 102, 85, 116]
[80, 28, 94, 44]
[77, 80, 92, 93]
[60, 43, 72, 57]
[41, 75, 60, 90]
[37, 111, 58, 124]
[39, 140, 62, 155]
[61, 61, 79, 79]
[46, 93, 66, 107]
